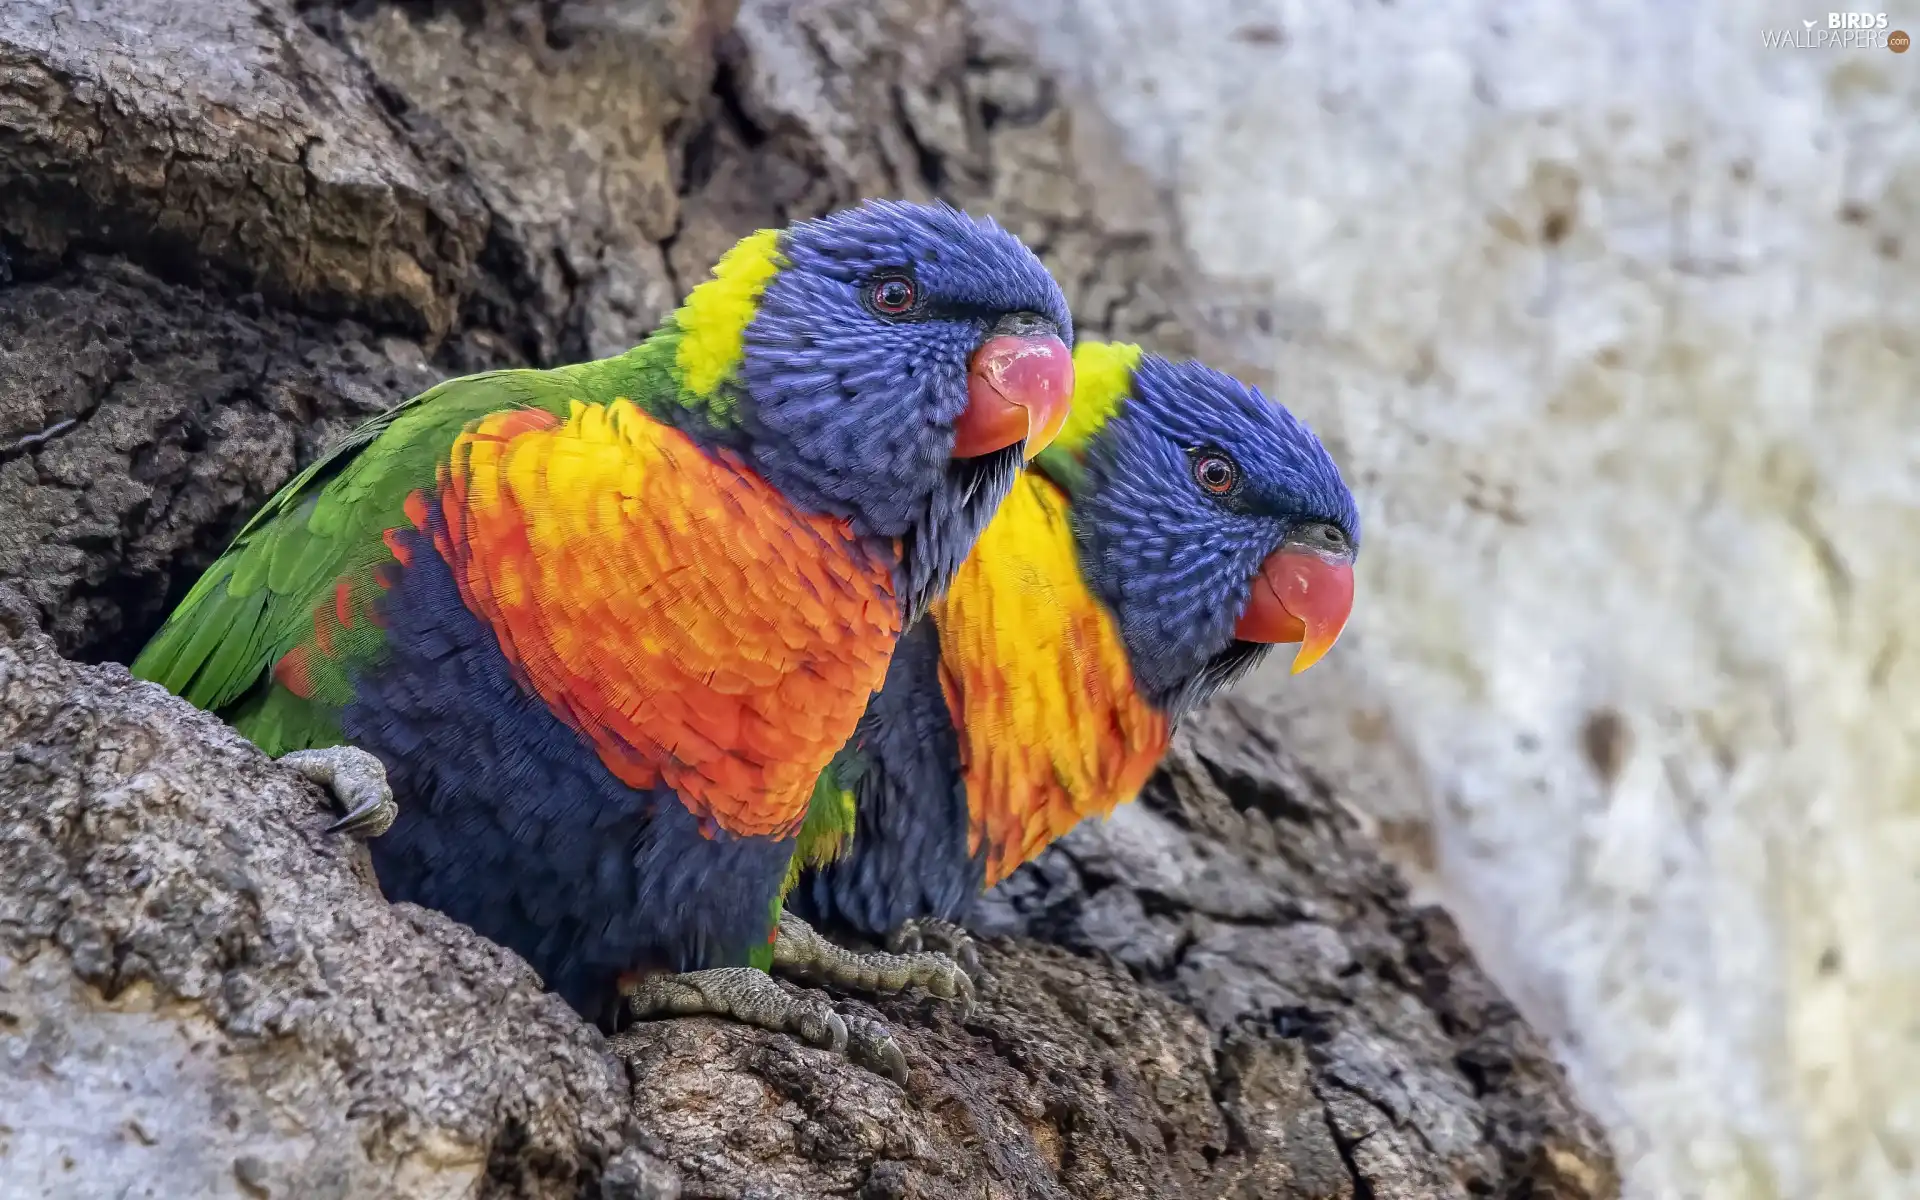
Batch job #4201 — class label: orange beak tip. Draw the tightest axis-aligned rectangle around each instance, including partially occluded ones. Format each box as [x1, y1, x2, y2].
[1289, 635, 1338, 675]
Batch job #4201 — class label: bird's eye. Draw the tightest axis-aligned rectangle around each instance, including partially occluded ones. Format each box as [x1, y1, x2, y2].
[1194, 453, 1238, 496]
[868, 275, 916, 315]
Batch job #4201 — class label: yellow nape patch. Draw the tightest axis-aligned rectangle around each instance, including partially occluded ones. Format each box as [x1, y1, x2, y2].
[674, 228, 786, 398]
[930, 470, 1170, 887]
[1054, 341, 1142, 452]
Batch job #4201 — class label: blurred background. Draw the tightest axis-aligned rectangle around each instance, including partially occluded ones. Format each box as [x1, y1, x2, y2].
[978, 1, 1920, 1197]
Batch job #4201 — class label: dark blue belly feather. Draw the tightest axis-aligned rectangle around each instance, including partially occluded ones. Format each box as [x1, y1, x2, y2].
[343, 524, 792, 1028]
[791, 619, 982, 937]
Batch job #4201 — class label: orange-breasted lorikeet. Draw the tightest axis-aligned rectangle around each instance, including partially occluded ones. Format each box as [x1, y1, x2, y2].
[791, 341, 1357, 952]
[131, 201, 1075, 1037]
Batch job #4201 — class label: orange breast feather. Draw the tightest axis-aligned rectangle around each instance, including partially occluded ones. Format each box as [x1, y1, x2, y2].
[931, 472, 1169, 886]
[435, 400, 901, 840]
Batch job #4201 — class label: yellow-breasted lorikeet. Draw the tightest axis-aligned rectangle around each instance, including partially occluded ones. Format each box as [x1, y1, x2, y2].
[130, 201, 1075, 1056]
[790, 341, 1357, 962]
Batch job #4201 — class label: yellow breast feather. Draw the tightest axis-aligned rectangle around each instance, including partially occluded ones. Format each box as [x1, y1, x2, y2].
[930, 470, 1169, 886]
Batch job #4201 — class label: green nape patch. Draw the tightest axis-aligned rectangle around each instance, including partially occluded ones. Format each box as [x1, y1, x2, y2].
[1031, 444, 1088, 497]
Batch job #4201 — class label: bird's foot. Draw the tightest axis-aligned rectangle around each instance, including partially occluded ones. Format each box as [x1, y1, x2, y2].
[625, 967, 844, 1050]
[278, 746, 396, 839]
[886, 916, 982, 980]
[773, 911, 973, 1015]
[622, 968, 909, 1084]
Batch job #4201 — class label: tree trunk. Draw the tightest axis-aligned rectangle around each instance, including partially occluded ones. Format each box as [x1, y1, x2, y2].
[0, 1, 1617, 1196]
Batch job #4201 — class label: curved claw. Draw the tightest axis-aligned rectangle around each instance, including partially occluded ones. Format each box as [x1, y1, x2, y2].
[917, 956, 975, 1019]
[279, 746, 397, 840]
[954, 940, 982, 980]
[327, 796, 398, 839]
[842, 1013, 910, 1086]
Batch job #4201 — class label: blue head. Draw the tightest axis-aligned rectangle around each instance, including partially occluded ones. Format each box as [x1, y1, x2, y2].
[698, 200, 1074, 619]
[1057, 345, 1360, 716]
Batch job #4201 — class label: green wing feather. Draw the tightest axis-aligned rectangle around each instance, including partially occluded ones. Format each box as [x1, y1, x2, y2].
[132, 353, 657, 755]
[759, 741, 866, 971]
[784, 742, 866, 899]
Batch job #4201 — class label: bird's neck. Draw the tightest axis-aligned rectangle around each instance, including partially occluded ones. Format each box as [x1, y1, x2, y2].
[599, 325, 754, 451]
[596, 226, 787, 461]
[598, 334, 916, 624]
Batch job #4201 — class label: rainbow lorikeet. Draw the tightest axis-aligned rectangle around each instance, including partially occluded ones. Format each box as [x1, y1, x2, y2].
[131, 201, 1075, 1068]
[790, 342, 1358, 965]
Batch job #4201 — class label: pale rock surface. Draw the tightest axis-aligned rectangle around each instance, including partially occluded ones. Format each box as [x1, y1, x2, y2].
[971, 1, 1920, 1197]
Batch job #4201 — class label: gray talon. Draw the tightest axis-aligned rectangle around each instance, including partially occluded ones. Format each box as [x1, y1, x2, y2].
[843, 1012, 909, 1085]
[624, 968, 849, 1053]
[280, 746, 397, 839]
[888, 917, 983, 981]
[774, 912, 974, 1016]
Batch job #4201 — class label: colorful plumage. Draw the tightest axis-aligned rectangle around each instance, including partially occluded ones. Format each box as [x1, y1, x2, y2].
[793, 342, 1358, 941]
[132, 200, 1074, 1031]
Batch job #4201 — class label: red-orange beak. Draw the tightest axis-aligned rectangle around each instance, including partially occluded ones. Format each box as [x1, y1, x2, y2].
[1233, 546, 1356, 674]
[952, 328, 1074, 461]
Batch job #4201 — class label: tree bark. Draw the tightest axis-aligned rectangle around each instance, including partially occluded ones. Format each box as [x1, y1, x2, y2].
[0, 1, 1618, 1196]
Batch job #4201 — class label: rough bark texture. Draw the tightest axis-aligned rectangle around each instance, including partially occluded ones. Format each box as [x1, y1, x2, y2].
[0, 0, 1617, 1197]
[0, 598, 676, 1199]
[612, 710, 1617, 1199]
